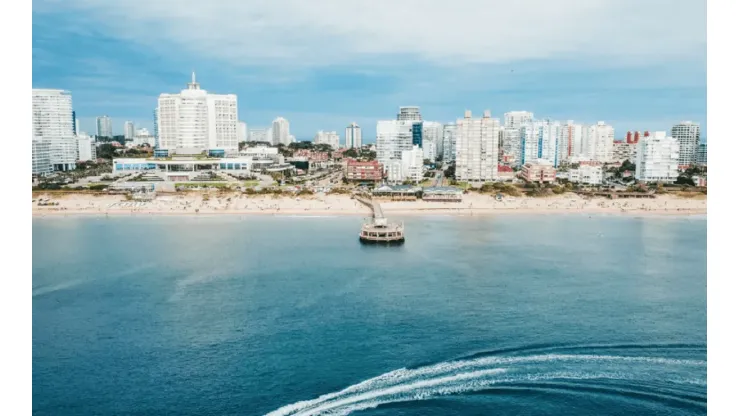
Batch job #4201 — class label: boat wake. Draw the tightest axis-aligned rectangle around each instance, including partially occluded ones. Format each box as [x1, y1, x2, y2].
[265, 349, 706, 416]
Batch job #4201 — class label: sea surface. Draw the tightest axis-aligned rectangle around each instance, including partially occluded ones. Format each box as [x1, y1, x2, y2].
[33, 215, 707, 415]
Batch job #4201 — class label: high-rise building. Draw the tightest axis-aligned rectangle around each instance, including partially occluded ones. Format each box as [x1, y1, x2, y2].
[671, 121, 701, 166]
[696, 143, 707, 166]
[636, 131, 679, 182]
[422, 139, 436, 162]
[152, 108, 159, 148]
[314, 130, 341, 149]
[422, 121, 443, 158]
[455, 110, 500, 182]
[76, 134, 96, 162]
[345, 122, 362, 148]
[157, 72, 238, 156]
[133, 128, 155, 147]
[412, 122, 423, 147]
[442, 123, 457, 164]
[124, 121, 135, 141]
[32, 139, 53, 176]
[32, 89, 74, 138]
[401, 145, 424, 183]
[271, 117, 291, 146]
[376, 120, 414, 172]
[559, 121, 586, 161]
[518, 119, 562, 167]
[504, 111, 534, 129]
[238, 121, 248, 143]
[583, 121, 614, 162]
[397, 106, 422, 121]
[72, 111, 77, 135]
[32, 89, 77, 171]
[96, 115, 113, 138]
[501, 127, 521, 165]
[612, 141, 637, 163]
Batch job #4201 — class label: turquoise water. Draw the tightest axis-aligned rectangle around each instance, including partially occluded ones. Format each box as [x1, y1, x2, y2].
[33, 215, 707, 415]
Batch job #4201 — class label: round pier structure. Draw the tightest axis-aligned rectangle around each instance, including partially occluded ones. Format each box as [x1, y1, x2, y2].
[359, 217, 405, 244]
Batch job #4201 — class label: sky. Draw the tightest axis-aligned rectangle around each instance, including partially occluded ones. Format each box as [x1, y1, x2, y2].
[32, 0, 707, 141]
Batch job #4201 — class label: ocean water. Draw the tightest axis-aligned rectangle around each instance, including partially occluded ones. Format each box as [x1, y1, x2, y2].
[33, 215, 707, 415]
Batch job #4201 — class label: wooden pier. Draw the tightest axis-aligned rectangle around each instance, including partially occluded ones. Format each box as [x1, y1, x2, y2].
[354, 193, 405, 244]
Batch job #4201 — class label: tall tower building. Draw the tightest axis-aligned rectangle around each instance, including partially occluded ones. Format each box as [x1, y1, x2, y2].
[583, 121, 614, 162]
[238, 121, 248, 143]
[157, 72, 238, 156]
[422, 121, 443, 158]
[271, 117, 291, 146]
[32, 89, 74, 138]
[345, 122, 362, 148]
[455, 110, 500, 182]
[124, 121, 135, 140]
[504, 111, 534, 129]
[671, 121, 701, 166]
[152, 108, 159, 148]
[96, 115, 113, 138]
[376, 120, 414, 171]
[442, 123, 457, 164]
[636, 131, 679, 182]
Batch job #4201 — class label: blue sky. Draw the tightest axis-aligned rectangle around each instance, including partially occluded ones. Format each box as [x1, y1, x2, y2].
[32, 0, 706, 141]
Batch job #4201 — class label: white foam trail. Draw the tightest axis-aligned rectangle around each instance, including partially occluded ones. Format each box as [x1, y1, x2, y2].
[32, 279, 85, 297]
[266, 354, 706, 416]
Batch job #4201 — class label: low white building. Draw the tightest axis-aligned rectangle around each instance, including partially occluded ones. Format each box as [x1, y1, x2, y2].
[568, 165, 604, 185]
[240, 146, 279, 159]
[386, 159, 404, 184]
[636, 131, 679, 183]
[76, 134, 97, 162]
[112, 157, 256, 177]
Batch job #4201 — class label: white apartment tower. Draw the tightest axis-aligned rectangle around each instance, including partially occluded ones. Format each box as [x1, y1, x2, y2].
[584, 121, 614, 162]
[402, 145, 424, 183]
[442, 123, 457, 164]
[671, 121, 701, 166]
[32, 89, 74, 138]
[124, 121, 135, 140]
[314, 130, 341, 149]
[238, 121, 248, 143]
[157, 72, 239, 155]
[96, 116, 113, 138]
[501, 127, 522, 165]
[518, 119, 562, 167]
[559, 121, 586, 161]
[455, 110, 500, 182]
[636, 131, 679, 182]
[345, 122, 362, 148]
[376, 120, 414, 172]
[271, 117, 291, 146]
[504, 111, 534, 129]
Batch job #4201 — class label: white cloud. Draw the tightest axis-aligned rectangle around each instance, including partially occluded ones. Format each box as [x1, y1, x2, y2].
[39, 0, 706, 67]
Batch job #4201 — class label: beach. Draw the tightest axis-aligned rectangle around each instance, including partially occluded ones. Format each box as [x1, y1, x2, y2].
[32, 192, 707, 217]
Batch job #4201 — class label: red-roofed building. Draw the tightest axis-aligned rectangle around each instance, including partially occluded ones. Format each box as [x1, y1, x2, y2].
[497, 165, 515, 180]
[346, 160, 383, 183]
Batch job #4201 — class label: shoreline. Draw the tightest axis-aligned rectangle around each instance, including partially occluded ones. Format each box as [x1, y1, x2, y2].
[32, 193, 707, 219]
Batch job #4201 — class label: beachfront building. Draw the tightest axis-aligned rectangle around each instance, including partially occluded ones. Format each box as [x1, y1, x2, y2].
[401, 145, 424, 183]
[96, 116, 113, 138]
[272, 117, 291, 146]
[314, 130, 341, 149]
[518, 119, 562, 167]
[455, 110, 500, 182]
[671, 121, 701, 167]
[520, 160, 557, 183]
[560, 121, 587, 161]
[376, 119, 414, 174]
[500, 127, 521, 166]
[346, 160, 383, 184]
[635, 131, 680, 183]
[497, 165, 515, 181]
[423, 121, 444, 158]
[157, 72, 239, 157]
[422, 186, 463, 202]
[612, 141, 637, 163]
[568, 165, 604, 185]
[32, 139, 53, 176]
[372, 184, 420, 200]
[46, 137, 78, 171]
[583, 121, 614, 163]
[504, 111, 534, 129]
[345, 122, 362, 148]
[32, 89, 74, 138]
[76, 134, 96, 162]
[442, 123, 457, 164]
[112, 157, 257, 178]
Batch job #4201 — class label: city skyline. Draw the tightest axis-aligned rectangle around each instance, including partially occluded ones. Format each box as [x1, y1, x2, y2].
[33, 0, 706, 139]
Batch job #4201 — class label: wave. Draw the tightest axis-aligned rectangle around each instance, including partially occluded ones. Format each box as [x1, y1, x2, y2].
[265, 353, 706, 416]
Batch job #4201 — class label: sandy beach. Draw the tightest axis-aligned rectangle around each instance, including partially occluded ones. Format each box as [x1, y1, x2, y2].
[32, 192, 707, 217]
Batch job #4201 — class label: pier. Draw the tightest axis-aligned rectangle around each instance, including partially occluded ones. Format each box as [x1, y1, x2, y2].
[354, 193, 405, 244]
